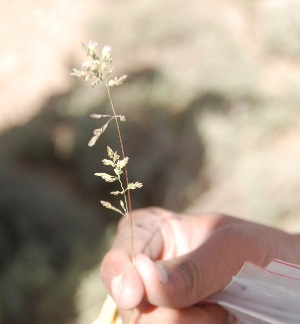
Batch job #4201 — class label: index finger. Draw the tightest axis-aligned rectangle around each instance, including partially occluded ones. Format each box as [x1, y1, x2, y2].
[100, 207, 171, 309]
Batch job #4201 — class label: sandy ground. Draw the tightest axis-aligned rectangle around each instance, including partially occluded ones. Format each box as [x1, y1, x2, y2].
[0, 1, 97, 133]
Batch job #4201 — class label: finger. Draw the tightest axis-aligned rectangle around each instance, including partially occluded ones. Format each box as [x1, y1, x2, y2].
[113, 207, 169, 259]
[136, 223, 288, 308]
[100, 207, 172, 309]
[133, 303, 228, 324]
[100, 250, 144, 309]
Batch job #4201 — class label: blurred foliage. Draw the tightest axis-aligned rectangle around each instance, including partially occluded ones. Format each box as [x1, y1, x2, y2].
[1, 80, 205, 212]
[0, 154, 104, 323]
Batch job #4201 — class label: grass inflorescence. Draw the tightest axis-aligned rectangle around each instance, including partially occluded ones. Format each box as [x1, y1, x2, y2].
[72, 42, 142, 323]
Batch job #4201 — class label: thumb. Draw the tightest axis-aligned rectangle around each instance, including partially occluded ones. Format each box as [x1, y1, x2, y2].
[135, 224, 273, 308]
[135, 253, 218, 308]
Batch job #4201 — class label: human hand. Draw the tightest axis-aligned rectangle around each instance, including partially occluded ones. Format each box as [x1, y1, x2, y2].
[100, 207, 300, 323]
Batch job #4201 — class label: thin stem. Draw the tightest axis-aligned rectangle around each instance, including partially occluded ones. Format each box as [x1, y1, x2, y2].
[106, 83, 135, 265]
[117, 175, 129, 216]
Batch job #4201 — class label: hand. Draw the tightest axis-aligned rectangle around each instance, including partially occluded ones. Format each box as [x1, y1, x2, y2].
[100, 207, 300, 323]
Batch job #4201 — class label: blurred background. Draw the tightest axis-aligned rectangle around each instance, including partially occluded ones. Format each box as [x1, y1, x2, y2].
[1, 0, 300, 323]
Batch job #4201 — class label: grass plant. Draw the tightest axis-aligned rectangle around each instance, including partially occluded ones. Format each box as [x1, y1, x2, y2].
[72, 42, 142, 323]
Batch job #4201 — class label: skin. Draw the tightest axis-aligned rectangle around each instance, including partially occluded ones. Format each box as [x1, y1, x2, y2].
[100, 207, 300, 323]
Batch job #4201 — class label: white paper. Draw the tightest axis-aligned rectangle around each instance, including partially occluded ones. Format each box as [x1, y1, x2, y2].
[207, 259, 300, 323]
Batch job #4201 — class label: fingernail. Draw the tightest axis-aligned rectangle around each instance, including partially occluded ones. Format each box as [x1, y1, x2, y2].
[155, 262, 168, 283]
[111, 273, 124, 303]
